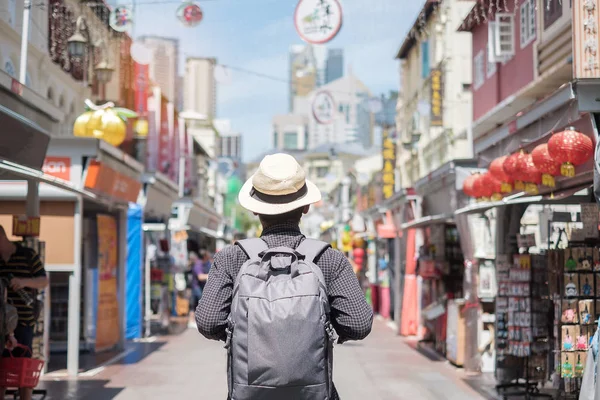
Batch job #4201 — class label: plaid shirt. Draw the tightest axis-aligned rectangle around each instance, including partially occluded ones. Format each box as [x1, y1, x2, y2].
[196, 222, 373, 400]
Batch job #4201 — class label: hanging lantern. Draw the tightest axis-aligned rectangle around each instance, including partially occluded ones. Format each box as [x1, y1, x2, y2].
[462, 173, 480, 198]
[503, 151, 528, 191]
[176, 2, 204, 27]
[531, 143, 562, 187]
[471, 173, 491, 201]
[482, 173, 503, 201]
[489, 156, 514, 193]
[547, 127, 594, 177]
[515, 153, 542, 195]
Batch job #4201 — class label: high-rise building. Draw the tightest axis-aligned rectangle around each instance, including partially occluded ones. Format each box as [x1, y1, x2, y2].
[184, 57, 217, 119]
[325, 49, 344, 84]
[137, 36, 179, 103]
[217, 134, 242, 160]
[289, 45, 318, 113]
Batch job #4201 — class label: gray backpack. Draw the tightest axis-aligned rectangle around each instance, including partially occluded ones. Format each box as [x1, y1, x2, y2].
[225, 238, 338, 400]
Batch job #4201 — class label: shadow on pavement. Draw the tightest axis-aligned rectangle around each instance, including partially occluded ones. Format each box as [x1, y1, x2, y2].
[47, 341, 166, 373]
[37, 380, 123, 400]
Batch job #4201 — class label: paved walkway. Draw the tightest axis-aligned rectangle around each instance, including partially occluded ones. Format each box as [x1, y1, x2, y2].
[38, 320, 488, 400]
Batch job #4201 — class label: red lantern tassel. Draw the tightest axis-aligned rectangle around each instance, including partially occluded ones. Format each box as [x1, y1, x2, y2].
[561, 162, 575, 177]
[500, 183, 512, 193]
[514, 180, 525, 191]
[525, 183, 539, 195]
[541, 174, 556, 187]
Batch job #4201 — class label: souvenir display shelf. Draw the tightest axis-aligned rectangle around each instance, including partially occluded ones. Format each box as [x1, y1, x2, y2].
[551, 242, 600, 398]
[495, 250, 552, 400]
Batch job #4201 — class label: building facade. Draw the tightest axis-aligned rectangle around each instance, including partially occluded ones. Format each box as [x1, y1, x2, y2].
[395, 0, 475, 188]
[289, 45, 319, 113]
[272, 114, 308, 151]
[217, 133, 242, 159]
[184, 57, 217, 118]
[308, 74, 374, 150]
[137, 36, 179, 103]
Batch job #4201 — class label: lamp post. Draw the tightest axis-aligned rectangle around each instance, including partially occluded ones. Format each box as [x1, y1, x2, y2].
[67, 16, 114, 86]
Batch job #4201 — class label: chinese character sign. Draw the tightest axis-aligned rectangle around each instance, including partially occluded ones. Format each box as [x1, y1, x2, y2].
[381, 129, 397, 200]
[430, 67, 443, 127]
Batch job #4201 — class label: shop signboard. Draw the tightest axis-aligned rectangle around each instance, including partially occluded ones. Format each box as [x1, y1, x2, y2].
[430, 66, 443, 127]
[84, 160, 142, 204]
[12, 215, 40, 237]
[381, 129, 396, 199]
[133, 62, 149, 127]
[42, 156, 71, 181]
[95, 215, 120, 351]
[572, 0, 600, 78]
[146, 90, 159, 172]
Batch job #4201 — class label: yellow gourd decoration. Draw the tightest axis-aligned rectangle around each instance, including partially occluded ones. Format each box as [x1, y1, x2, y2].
[73, 111, 93, 137]
[97, 109, 127, 146]
[72, 99, 137, 147]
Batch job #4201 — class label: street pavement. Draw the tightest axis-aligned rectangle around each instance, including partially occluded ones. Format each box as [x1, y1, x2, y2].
[38, 319, 489, 400]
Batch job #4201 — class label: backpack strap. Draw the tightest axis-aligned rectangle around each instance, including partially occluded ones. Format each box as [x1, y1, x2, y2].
[296, 238, 331, 264]
[235, 238, 268, 260]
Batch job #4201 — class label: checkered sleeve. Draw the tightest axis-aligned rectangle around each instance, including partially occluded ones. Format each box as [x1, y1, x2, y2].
[325, 250, 374, 343]
[195, 249, 237, 341]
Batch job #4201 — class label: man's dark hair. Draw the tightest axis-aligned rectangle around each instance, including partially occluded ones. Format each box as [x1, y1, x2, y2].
[233, 232, 246, 241]
[0, 225, 4, 236]
[258, 207, 304, 228]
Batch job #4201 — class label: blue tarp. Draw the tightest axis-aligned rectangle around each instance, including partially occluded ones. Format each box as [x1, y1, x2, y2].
[126, 204, 143, 340]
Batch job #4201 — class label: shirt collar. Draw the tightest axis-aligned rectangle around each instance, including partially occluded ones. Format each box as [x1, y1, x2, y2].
[261, 222, 302, 237]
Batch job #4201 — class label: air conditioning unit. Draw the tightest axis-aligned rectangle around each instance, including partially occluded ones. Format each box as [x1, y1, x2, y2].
[488, 13, 515, 63]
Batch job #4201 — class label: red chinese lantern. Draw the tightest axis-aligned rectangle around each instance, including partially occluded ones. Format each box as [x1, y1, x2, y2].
[547, 127, 594, 177]
[481, 172, 503, 201]
[515, 153, 542, 194]
[489, 156, 514, 193]
[462, 174, 480, 198]
[503, 151, 528, 191]
[353, 247, 365, 268]
[531, 143, 561, 187]
[472, 173, 493, 200]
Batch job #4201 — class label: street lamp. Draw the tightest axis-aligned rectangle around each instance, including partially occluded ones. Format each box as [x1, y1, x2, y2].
[67, 16, 114, 84]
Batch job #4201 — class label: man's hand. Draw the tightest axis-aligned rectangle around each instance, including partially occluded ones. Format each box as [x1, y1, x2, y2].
[10, 278, 26, 291]
[5, 334, 17, 351]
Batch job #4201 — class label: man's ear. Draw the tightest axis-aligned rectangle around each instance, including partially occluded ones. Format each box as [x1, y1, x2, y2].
[303, 205, 310, 215]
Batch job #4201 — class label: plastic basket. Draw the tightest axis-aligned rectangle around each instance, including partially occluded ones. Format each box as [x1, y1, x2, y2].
[0, 345, 44, 388]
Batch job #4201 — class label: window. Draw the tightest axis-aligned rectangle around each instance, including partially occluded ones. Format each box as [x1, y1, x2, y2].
[544, 0, 563, 29]
[489, 14, 516, 62]
[421, 41, 430, 79]
[316, 166, 329, 178]
[474, 50, 485, 90]
[520, 0, 536, 48]
[4, 60, 15, 78]
[486, 46, 497, 78]
[283, 132, 298, 150]
[8, 0, 16, 28]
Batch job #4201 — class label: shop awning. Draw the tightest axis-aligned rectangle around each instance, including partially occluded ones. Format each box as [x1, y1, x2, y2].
[400, 213, 454, 230]
[142, 172, 179, 220]
[0, 104, 50, 170]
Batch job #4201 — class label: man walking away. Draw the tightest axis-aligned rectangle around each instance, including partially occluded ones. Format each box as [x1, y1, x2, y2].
[0, 226, 48, 400]
[196, 153, 373, 400]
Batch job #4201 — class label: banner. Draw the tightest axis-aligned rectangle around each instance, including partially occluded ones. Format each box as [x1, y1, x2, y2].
[96, 214, 120, 351]
[170, 115, 180, 184]
[145, 88, 160, 172]
[133, 62, 148, 119]
[158, 99, 171, 176]
[430, 66, 443, 127]
[381, 129, 397, 199]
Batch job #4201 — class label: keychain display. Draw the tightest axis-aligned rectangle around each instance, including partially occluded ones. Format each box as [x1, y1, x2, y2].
[562, 300, 578, 324]
[580, 273, 594, 296]
[580, 300, 594, 324]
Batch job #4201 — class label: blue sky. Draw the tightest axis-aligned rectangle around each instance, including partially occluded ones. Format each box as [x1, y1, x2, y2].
[133, 0, 425, 161]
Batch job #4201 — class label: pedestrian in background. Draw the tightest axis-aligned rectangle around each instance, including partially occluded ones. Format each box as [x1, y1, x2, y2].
[196, 153, 373, 400]
[0, 226, 48, 400]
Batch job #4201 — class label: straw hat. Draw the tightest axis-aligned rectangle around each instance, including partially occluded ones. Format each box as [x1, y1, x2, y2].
[238, 153, 322, 215]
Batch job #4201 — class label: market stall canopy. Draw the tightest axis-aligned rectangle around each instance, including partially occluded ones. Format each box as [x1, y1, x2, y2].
[0, 104, 50, 170]
[400, 213, 454, 231]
